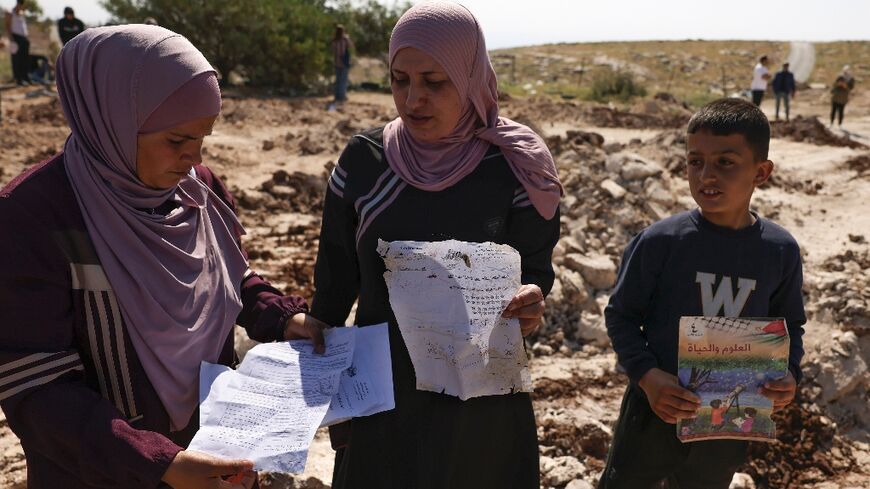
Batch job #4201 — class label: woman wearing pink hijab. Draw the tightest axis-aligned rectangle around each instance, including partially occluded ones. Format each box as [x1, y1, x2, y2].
[0, 25, 327, 488]
[312, 2, 561, 487]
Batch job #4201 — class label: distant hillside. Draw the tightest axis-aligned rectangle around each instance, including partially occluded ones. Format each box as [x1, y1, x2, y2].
[5, 29, 866, 108]
[491, 40, 869, 106]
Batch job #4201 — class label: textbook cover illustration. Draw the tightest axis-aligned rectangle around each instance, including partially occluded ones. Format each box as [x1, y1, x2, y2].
[677, 316, 790, 443]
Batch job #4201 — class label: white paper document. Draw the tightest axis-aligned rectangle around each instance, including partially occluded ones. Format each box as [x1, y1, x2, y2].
[378, 239, 531, 400]
[189, 328, 355, 473]
[321, 323, 395, 426]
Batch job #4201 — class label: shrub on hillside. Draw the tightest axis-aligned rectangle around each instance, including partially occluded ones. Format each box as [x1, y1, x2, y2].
[586, 68, 647, 103]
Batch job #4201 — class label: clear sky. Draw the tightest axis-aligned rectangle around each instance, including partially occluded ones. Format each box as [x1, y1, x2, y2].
[11, 0, 870, 50]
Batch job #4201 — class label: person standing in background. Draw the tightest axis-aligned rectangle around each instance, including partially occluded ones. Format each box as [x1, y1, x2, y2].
[771, 62, 796, 121]
[57, 6, 85, 45]
[830, 75, 851, 128]
[4, 0, 30, 85]
[331, 24, 354, 105]
[750, 55, 771, 107]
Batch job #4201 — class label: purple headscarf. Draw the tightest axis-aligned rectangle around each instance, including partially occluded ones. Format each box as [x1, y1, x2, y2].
[383, 1, 562, 219]
[56, 25, 248, 431]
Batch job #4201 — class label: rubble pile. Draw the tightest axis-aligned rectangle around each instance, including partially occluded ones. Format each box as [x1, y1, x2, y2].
[0, 102, 69, 183]
[765, 173, 825, 195]
[501, 96, 691, 131]
[240, 169, 327, 214]
[536, 130, 690, 351]
[531, 353, 624, 488]
[632, 129, 688, 175]
[770, 116, 867, 149]
[9, 98, 66, 126]
[743, 396, 858, 489]
[582, 105, 690, 129]
[222, 96, 392, 131]
[843, 153, 870, 178]
[809, 249, 870, 332]
[232, 169, 326, 298]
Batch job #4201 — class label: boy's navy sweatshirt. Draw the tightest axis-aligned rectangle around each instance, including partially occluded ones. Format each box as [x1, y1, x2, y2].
[605, 209, 806, 385]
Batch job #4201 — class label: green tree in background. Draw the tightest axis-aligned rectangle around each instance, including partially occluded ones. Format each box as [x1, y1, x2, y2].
[332, 0, 408, 61]
[101, 0, 407, 91]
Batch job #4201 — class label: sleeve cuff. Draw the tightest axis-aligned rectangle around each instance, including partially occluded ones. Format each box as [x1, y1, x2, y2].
[100, 418, 183, 488]
[255, 295, 310, 343]
[624, 357, 659, 385]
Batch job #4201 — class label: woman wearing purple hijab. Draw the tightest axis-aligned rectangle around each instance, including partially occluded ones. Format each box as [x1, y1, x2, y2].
[311, 2, 562, 487]
[0, 25, 328, 489]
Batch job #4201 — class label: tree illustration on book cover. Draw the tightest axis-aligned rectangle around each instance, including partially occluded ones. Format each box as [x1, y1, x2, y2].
[677, 316, 790, 443]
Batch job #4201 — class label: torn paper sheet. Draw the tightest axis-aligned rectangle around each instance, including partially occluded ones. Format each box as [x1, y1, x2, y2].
[378, 239, 531, 400]
[189, 328, 354, 473]
[321, 323, 395, 427]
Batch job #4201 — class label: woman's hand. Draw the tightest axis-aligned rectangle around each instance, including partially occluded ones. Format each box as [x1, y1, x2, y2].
[760, 371, 797, 413]
[283, 313, 329, 354]
[161, 450, 255, 489]
[502, 284, 545, 337]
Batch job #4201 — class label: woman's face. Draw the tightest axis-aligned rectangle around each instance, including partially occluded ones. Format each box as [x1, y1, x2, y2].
[391, 47, 463, 143]
[135, 115, 217, 189]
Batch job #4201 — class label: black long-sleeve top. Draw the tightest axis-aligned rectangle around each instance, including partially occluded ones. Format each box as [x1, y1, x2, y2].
[605, 209, 806, 386]
[311, 128, 560, 489]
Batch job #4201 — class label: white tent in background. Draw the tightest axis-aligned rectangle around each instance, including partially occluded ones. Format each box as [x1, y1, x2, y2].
[787, 41, 815, 84]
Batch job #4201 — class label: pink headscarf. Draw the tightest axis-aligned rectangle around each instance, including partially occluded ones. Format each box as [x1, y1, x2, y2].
[56, 25, 247, 431]
[383, 1, 562, 219]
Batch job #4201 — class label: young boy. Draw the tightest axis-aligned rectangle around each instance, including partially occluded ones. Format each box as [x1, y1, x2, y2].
[709, 398, 729, 430]
[598, 98, 806, 489]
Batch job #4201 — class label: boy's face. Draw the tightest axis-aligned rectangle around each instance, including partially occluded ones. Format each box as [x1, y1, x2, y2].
[686, 129, 773, 229]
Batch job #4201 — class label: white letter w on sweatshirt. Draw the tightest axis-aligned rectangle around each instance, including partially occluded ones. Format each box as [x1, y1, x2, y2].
[695, 272, 756, 316]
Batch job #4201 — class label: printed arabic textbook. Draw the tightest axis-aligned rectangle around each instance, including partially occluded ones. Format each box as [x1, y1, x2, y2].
[677, 316, 790, 442]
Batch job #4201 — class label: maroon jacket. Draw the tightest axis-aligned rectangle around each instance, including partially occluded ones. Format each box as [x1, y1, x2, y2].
[0, 154, 308, 488]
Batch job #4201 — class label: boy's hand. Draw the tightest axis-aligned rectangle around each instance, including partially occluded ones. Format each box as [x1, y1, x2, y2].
[502, 284, 545, 337]
[638, 368, 701, 424]
[760, 371, 796, 413]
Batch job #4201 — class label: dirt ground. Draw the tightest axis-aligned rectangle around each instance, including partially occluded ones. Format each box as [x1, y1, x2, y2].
[0, 82, 868, 489]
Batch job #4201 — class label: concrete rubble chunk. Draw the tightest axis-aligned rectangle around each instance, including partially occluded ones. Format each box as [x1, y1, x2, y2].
[560, 269, 590, 305]
[644, 200, 670, 221]
[600, 179, 627, 199]
[576, 313, 610, 346]
[604, 152, 663, 181]
[621, 160, 662, 181]
[541, 455, 586, 486]
[565, 253, 618, 289]
[814, 331, 868, 403]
